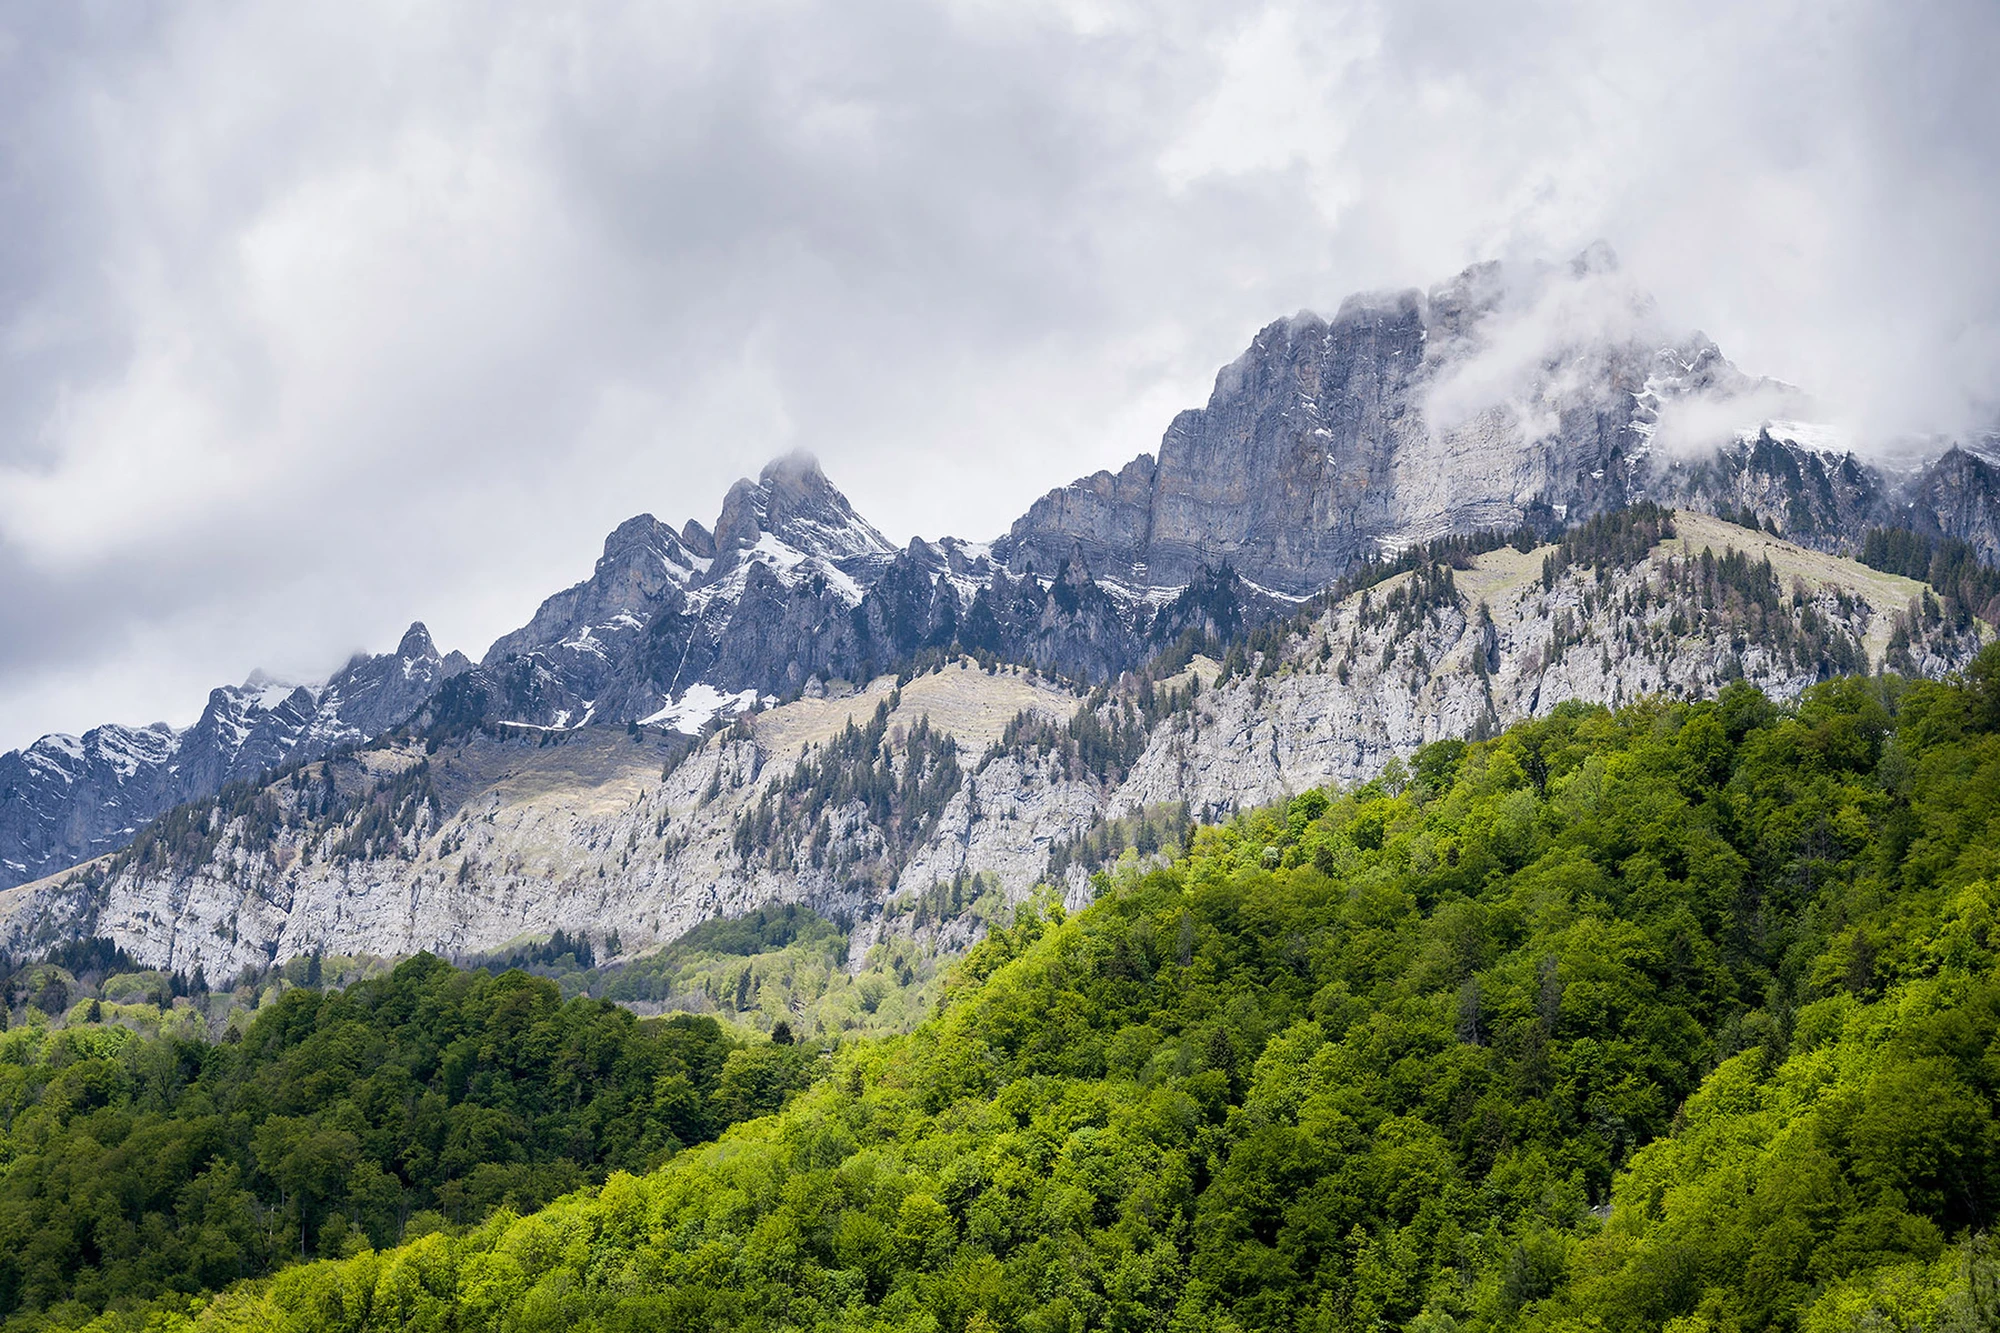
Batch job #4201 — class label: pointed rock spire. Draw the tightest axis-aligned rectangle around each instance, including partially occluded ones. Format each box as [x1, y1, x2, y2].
[397, 622, 438, 660]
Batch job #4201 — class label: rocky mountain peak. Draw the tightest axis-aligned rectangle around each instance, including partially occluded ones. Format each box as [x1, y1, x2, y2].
[759, 447, 828, 491]
[680, 518, 717, 560]
[396, 622, 438, 660]
[1424, 258, 1508, 336]
[481, 515, 699, 674]
[602, 512, 664, 555]
[709, 451, 897, 577]
[595, 514, 703, 583]
[1001, 277, 1438, 593]
[710, 479, 768, 563]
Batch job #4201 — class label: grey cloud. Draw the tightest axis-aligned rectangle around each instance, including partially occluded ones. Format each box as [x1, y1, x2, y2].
[0, 0, 1995, 748]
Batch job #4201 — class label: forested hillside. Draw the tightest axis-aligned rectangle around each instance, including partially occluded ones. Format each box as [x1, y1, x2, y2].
[10, 648, 2000, 1331]
[0, 961, 818, 1327]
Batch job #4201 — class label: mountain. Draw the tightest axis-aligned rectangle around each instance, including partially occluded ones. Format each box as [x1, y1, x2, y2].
[5, 507, 1985, 977]
[0, 624, 468, 891]
[997, 253, 1670, 591]
[6, 248, 2000, 1333]
[456, 251, 2000, 745]
[447, 450, 1270, 737]
[4, 247, 2000, 947]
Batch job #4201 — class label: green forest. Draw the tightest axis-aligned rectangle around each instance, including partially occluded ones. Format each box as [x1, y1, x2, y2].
[8, 646, 2000, 1331]
[0, 961, 818, 1328]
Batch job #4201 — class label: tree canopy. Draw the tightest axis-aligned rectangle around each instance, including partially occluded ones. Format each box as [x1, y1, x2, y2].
[0, 957, 815, 1327]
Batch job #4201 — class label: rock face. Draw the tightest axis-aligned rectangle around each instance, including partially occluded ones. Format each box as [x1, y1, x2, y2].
[1644, 428, 1887, 543]
[1900, 447, 2000, 564]
[6, 513, 1981, 978]
[1000, 252, 2000, 590]
[0, 626, 469, 892]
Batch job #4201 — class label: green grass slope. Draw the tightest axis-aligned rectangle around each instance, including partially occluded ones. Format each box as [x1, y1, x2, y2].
[25, 647, 2000, 1333]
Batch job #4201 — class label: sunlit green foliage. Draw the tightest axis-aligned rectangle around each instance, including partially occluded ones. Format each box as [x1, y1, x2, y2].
[561, 902, 953, 1038]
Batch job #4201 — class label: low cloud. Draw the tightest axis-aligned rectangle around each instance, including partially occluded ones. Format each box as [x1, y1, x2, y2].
[1420, 253, 1667, 441]
[1647, 387, 1819, 463]
[1418, 252, 1822, 462]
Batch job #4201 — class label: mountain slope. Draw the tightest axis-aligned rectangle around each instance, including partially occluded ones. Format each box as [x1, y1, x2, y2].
[0, 956, 823, 1323]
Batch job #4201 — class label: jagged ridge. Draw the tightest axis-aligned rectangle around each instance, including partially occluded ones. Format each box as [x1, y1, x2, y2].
[0, 625, 468, 892]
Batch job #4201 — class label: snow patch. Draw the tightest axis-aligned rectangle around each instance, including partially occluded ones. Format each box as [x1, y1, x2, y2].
[639, 684, 760, 735]
[940, 538, 993, 564]
[692, 534, 867, 610]
[1235, 576, 1313, 605]
[91, 725, 181, 778]
[781, 513, 896, 563]
[39, 733, 85, 762]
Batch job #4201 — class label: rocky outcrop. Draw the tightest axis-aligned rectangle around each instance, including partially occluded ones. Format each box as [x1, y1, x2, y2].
[326, 624, 474, 738]
[1898, 447, 2000, 564]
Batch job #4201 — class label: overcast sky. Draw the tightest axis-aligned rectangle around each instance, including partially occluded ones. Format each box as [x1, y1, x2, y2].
[2, 0, 1996, 749]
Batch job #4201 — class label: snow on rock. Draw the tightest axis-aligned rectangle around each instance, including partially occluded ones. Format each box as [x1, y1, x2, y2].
[639, 684, 760, 734]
